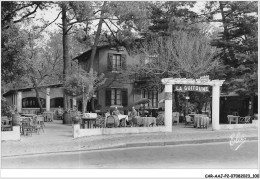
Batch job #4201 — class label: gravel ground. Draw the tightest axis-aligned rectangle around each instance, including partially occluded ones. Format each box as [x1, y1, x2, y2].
[1, 120, 258, 157]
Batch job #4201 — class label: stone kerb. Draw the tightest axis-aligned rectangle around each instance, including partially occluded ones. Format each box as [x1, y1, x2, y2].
[219, 124, 258, 130]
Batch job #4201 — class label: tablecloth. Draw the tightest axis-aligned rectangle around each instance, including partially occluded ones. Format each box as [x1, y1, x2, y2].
[194, 115, 209, 128]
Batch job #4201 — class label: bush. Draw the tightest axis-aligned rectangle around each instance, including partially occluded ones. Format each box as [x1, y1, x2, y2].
[1, 98, 13, 117]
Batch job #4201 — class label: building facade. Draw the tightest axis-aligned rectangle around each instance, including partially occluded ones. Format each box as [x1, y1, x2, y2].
[74, 45, 161, 114]
[2, 84, 76, 114]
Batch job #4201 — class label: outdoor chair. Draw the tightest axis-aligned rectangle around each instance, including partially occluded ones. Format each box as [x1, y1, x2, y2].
[36, 115, 45, 133]
[1, 117, 12, 131]
[94, 115, 105, 128]
[119, 118, 126, 127]
[185, 115, 194, 127]
[131, 117, 139, 127]
[57, 110, 63, 120]
[239, 116, 251, 124]
[46, 112, 53, 122]
[106, 116, 116, 128]
[172, 112, 180, 125]
[21, 119, 33, 136]
[232, 112, 239, 116]
[156, 114, 164, 126]
[30, 117, 42, 135]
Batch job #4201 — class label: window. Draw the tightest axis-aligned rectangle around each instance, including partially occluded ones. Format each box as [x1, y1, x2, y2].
[112, 54, 122, 71]
[111, 88, 121, 105]
[141, 90, 158, 108]
[106, 88, 128, 106]
[108, 53, 126, 71]
[50, 97, 64, 108]
[22, 97, 46, 108]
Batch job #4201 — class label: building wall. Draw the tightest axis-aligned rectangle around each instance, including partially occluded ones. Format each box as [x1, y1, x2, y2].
[19, 87, 64, 101]
[5, 95, 14, 106]
[77, 46, 149, 112]
[98, 47, 139, 75]
[96, 47, 140, 112]
[4, 87, 68, 110]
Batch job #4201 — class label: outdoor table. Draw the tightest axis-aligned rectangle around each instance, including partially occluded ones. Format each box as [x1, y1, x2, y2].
[22, 114, 36, 117]
[81, 117, 96, 128]
[136, 116, 156, 127]
[20, 116, 32, 121]
[117, 114, 128, 126]
[194, 115, 209, 128]
[21, 114, 37, 120]
[227, 115, 240, 124]
[42, 111, 54, 122]
[188, 114, 197, 121]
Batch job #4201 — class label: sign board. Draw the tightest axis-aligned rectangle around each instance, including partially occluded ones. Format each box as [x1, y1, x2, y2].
[174, 85, 210, 92]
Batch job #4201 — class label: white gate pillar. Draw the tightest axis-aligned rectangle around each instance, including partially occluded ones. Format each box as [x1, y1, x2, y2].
[46, 88, 50, 112]
[17, 92, 22, 113]
[212, 81, 222, 131]
[164, 84, 172, 132]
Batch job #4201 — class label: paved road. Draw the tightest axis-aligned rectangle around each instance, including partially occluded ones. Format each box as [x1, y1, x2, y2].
[2, 141, 258, 169]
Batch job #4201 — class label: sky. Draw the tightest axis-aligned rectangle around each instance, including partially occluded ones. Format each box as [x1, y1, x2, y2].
[19, 1, 223, 48]
[31, 1, 220, 32]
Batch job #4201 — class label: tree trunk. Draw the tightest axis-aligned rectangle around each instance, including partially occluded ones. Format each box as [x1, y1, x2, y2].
[62, 3, 71, 124]
[82, 97, 89, 113]
[34, 87, 43, 114]
[91, 98, 95, 112]
[80, 2, 106, 114]
[89, 1, 107, 73]
[174, 91, 180, 112]
[249, 95, 254, 116]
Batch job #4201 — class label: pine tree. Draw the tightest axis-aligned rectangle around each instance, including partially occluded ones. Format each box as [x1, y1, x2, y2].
[207, 1, 258, 115]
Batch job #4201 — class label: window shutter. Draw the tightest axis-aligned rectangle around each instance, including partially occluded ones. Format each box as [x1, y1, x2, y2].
[107, 53, 113, 71]
[105, 88, 111, 106]
[121, 88, 128, 106]
[121, 54, 126, 70]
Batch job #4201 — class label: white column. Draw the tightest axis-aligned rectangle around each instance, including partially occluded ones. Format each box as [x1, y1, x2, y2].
[17, 92, 22, 113]
[212, 84, 220, 131]
[164, 84, 172, 132]
[46, 88, 50, 112]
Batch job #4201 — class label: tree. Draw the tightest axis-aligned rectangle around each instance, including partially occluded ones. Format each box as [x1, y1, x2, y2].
[1, 1, 49, 84]
[17, 28, 63, 113]
[1, 24, 26, 84]
[203, 1, 258, 115]
[1, 1, 47, 29]
[139, 1, 198, 40]
[124, 31, 224, 112]
[64, 67, 106, 113]
[69, 1, 152, 112]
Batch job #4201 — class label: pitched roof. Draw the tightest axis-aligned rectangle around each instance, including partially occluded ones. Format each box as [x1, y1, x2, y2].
[72, 45, 125, 62]
[2, 83, 63, 97]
